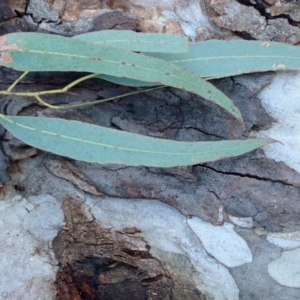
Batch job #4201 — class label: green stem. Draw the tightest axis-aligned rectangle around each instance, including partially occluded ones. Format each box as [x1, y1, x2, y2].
[1, 73, 100, 97]
[57, 86, 163, 109]
[7, 71, 29, 92]
[59, 73, 100, 91]
[35, 86, 163, 110]
[1, 72, 163, 110]
[34, 95, 58, 109]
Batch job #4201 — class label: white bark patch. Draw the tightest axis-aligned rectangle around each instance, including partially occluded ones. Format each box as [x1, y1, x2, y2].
[0, 195, 64, 299]
[268, 248, 300, 288]
[254, 71, 300, 175]
[272, 63, 286, 70]
[187, 218, 253, 267]
[84, 196, 240, 300]
[267, 231, 300, 249]
[228, 215, 253, 228]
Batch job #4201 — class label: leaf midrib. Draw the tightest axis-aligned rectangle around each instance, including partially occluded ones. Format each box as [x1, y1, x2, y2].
[171, 55, 298, 63]
[94, 39, 182, 46]
[14, 48, 204, 93]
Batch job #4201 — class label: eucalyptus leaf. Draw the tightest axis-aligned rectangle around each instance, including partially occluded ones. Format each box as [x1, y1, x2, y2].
[73, 30, 188, 53]
[95, 40, 300, 86]
[0, 114, 273, 167]
[151, 40, 300, 78]
[0, 32, 242, 122]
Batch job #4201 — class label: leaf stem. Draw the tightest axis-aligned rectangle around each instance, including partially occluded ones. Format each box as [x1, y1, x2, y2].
[1, 73, 101, 97]
[0, 72, 163, 110]
[35, 86, 163, 110]
[7, 71, 29, 92]
[60, 73, 101, 91]
[58, 86, 163, 109]
[34, 95, 58, 109]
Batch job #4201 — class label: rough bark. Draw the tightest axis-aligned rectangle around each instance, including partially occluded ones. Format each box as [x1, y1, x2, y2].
[1, 1, 300, 300]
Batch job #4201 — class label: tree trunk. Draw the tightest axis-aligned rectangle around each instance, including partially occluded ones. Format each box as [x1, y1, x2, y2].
[1, 1, 300, 299]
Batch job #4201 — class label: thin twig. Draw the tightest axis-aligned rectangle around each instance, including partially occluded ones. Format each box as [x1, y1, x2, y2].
[1, 73, 100, 97]
[60, 73, 101, 92]
[34, 95, 58, 109]
[1, 72, 164, 110]
[35, 86, 164, 110]
[7, 71, 29, 92]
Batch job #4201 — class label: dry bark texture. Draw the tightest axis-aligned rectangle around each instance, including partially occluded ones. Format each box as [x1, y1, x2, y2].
[1, 1, 300, 300]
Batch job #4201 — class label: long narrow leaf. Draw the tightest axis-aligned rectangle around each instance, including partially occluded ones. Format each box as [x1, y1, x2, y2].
[151, 40, 300, 78]
[0, 32, 242, 122]
[0, 114, 273, 167]
[78, 37, 300, 81]
[73, 30, 188, 53]
[100, 40, 300, 84]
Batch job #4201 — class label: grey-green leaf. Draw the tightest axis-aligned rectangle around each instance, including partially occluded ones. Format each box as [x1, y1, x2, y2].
[96, 74, 159, 87]
[0, 114, 273, 167]
[96, 39, 300, 86]
[73, 30, 188, 53]
[151, 40, 300, 78]
[0, 32, 242, 122]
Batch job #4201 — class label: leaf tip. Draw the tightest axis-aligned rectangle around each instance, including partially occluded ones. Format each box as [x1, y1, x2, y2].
[267, 138, 282, 145]
[231, 105, 244, 129]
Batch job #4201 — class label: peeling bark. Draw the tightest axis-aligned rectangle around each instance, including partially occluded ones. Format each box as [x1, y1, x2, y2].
[1, 1, 300, 299]
[54, 197, 174, 300]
